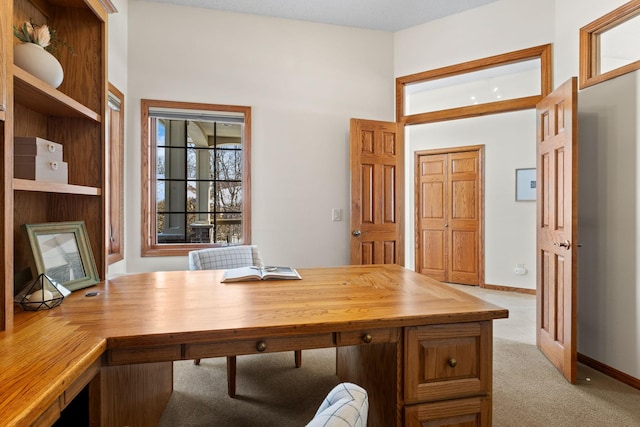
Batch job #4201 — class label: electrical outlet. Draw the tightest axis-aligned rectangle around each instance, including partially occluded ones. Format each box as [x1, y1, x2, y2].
[514, 264, 527, 275]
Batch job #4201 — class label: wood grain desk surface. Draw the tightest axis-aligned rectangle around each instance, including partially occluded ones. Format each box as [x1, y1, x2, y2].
[0, 264, 508, 426]
[56, 264, 508, 346]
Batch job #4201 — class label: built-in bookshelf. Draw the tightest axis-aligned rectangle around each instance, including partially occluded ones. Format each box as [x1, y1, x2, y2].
[1, 0, 113, 330]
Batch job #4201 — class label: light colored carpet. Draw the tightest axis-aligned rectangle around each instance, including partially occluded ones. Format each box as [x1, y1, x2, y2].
[159, 349, 339, 427]
[159, 339, 640, 426]
[492, 337, 640, 427]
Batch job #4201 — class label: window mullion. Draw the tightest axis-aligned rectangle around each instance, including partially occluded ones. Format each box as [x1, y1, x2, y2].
[183, 120, 188, 243]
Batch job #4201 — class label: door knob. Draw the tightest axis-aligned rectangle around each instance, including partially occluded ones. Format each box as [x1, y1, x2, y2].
[554, 240, 571, 250]
[352, 230, 361, 236]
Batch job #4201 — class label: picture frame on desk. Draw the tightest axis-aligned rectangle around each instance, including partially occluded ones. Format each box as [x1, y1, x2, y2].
[23, 221, 100, 291]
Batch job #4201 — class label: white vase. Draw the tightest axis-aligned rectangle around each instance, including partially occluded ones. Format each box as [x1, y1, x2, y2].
[14, 43, 64, 88]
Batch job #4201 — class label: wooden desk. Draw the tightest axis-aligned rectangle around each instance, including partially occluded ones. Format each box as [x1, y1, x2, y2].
[0, 265, 508, 427]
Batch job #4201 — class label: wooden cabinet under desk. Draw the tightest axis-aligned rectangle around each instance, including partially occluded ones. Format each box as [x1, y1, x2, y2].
[336, 321, 493, 427]
[404, 322, 492, 426]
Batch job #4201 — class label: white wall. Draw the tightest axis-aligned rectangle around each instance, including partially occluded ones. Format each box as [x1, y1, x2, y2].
[394, 0, 555, 78]
[107, 0, 127, 92]
[407, 112, 536, 289]
[124, 1, 394, 272]
[394, 0, 554, 289]
[107, 0, 128, 276]
[579, 71, 640, 381]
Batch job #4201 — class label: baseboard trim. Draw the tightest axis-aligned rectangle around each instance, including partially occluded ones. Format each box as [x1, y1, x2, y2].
[482, 283, 536, 295]
[578, 352, 640, 391]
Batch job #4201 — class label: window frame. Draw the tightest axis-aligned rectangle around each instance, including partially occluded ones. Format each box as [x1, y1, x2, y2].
[396, 44, 552, 125]
[141, 99, 252, 257]
[107, 83, 125, 264]
[579, 0, 640, 89]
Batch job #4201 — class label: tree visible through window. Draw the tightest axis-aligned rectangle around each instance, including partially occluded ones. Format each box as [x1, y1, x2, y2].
[142, 100, 251, 256]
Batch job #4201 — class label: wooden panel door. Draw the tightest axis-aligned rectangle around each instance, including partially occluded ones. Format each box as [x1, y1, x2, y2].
[350, 119, 404, 265]
[536, 78, 578, 383]
[416, 148, 482, 285]
[416, 153, 447, 281]
[448, 151, 481, 284]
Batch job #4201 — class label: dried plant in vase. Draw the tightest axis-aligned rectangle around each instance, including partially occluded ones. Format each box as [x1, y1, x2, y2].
[13, 19, 73, 88]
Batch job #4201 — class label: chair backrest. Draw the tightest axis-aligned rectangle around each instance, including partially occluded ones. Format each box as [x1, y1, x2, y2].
[188, 245, 264, 271]
[306, 382, 368, 427]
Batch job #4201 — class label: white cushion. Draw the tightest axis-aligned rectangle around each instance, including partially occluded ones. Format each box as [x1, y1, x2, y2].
[306, 382, 368, 427]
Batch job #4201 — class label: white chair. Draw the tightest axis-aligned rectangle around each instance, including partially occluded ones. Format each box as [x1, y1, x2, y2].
[188, 244, 264, 271]
[306, 382, 369, 427]
[188, 245, 302, 397]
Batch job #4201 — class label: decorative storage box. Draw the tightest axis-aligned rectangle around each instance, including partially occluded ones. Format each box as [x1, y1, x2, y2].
[15, 156, 69, 183]
[14, 137, 68, 184]
[14, 137, 64, 160]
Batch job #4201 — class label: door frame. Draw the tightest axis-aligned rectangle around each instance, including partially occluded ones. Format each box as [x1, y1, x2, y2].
[414, 145, 485, 286]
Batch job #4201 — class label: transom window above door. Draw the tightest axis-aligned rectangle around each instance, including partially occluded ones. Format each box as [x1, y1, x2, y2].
[141, 100, 252, 256]
[580, 0, 640, 89]
[396, 44, 552, 125]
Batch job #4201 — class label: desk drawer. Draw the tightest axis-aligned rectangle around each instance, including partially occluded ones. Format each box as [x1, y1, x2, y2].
[185, 333, 334, 360]
[405, 322, 490, 403]
[108, 345, 182, 365]
[336, 328, 399, 346]
[404, 396, 491, 427]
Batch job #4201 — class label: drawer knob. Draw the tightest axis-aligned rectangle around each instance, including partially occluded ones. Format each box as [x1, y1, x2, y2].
[362, 333, 373, 344]
[448, 358, 458, 368]
[256, 341, 267, 352]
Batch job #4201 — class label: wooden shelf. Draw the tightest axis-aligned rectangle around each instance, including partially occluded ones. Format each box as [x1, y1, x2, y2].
[14, 178, 101, 196]
[13, 66, 102, 122]
[3, 0, 110, 336]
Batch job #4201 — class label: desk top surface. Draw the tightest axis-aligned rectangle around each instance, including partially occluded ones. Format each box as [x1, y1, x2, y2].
[0, 264, 508, 426]
[53, 264, 508, 347]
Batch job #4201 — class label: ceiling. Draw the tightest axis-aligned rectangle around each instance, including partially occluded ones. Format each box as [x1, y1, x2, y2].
[146, 0, 498, 32]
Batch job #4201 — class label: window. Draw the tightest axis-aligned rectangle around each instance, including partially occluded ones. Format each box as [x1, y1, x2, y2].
[107, 84, 125, 264]
[141, 100, 251, 256]
[580, 0, 640, 89]
[396, 44, 552, 125]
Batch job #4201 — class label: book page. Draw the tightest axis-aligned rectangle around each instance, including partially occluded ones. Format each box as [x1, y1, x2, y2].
[222, 266, 302, 282]
[262, 266, 302, 280]
[222, 266, 262, 282]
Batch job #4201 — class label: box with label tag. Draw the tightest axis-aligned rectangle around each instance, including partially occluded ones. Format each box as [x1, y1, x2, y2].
[14, 137, 68, 183]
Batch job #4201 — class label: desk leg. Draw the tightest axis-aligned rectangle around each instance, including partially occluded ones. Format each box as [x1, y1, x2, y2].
[337, 342, 402, 427]
[100, 362, 173, 427]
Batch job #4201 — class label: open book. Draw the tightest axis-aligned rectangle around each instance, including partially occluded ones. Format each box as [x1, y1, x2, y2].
[222, 266, 302, 282]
